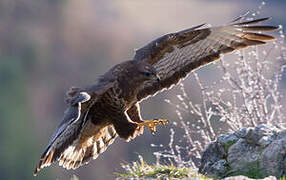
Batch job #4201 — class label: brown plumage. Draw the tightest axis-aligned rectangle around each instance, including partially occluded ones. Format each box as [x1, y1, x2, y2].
[34, 17, 278, 176]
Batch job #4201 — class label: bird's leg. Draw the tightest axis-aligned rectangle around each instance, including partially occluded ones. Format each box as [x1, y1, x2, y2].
[127, 104, 168, 134]
[137, 119, 168, 134]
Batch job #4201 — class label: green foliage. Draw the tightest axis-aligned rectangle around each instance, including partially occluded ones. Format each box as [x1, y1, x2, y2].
[225, 140, 236, 151]
[225, 161, 266, 179]
[115, 156, 211, 179]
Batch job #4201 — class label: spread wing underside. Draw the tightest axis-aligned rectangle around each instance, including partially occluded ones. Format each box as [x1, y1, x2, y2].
[34, 83, 116, 176]
[34, 89, 91, 175]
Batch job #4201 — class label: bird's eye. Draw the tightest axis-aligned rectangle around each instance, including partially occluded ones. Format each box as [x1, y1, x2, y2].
[142, 72, 152, 76]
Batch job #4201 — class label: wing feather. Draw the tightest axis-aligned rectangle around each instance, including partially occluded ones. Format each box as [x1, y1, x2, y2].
[34, 89, 91, 176]
[133, 17, 279, 101]
[58, 125, 117, 170]
[34, 81, 116, 175]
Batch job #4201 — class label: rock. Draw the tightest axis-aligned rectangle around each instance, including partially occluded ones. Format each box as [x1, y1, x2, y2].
[199, 124, 286, 179]
[222, 175, 277, 180]
[227, 139, 261, 172]
[217, 133, 239, 150]
[260, 138, 286, 178]
[199, 141, 227, 177]
[118, 175, 277, 180]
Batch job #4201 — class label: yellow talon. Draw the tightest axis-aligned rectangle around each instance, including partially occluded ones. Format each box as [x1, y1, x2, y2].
[138, 119, 169, 133]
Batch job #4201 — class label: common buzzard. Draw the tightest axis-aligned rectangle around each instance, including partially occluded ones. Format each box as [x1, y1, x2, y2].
[34, 17, 278, 175]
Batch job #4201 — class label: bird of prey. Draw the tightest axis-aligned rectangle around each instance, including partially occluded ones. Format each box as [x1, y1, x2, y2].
[34, 17, 278, 175]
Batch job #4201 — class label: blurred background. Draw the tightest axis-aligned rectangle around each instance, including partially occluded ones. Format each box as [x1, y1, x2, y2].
[0, 0, 285, 179]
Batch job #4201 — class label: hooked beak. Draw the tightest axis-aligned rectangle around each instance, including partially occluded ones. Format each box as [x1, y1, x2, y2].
[155, 73, 160, 82]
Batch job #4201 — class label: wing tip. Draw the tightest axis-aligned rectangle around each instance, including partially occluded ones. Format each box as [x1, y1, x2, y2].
[233, 17, 271, 26]
[33, 150, 54, 176]
[244, 33, 276, 41]
[177, 23, 206, 34]
[33, 161, 43, 176]
[259, 17, 271, 21]
[33, 169, 38, 176]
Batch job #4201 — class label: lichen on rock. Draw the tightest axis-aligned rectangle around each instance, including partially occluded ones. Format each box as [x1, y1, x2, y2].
[199, 124, 286, 179]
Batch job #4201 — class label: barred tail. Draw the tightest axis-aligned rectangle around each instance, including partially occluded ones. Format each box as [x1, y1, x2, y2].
[57, 125, 117, 170]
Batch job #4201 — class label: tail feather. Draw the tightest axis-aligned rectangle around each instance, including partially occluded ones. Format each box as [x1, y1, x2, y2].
[57, 125, 117, 170]
[34, 125, 118, 176]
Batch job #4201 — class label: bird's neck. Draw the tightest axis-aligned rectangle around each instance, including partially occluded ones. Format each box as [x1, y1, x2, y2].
[118, 76, 144, 100]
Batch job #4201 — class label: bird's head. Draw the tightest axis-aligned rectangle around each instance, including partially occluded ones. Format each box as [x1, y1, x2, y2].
[136, 61, 160, 82]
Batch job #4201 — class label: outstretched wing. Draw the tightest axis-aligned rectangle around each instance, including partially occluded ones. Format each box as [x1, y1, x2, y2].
[34, 88, 92, 176]
[133, 17, 279, 101]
